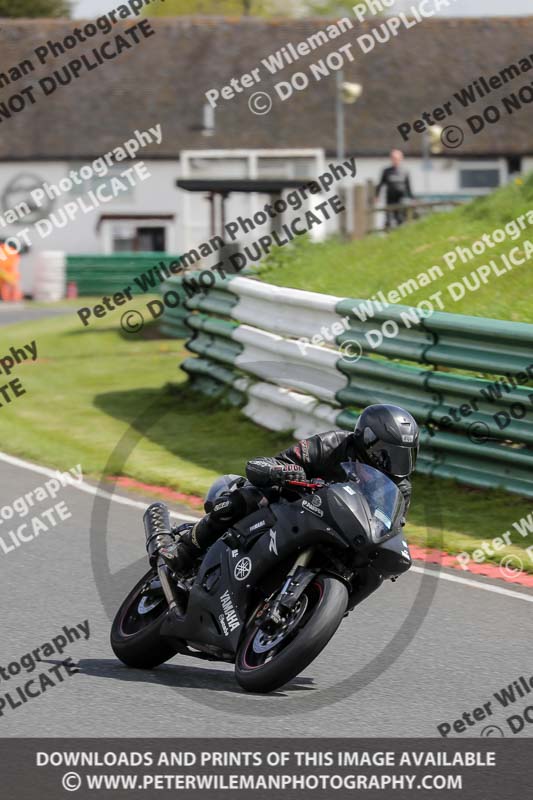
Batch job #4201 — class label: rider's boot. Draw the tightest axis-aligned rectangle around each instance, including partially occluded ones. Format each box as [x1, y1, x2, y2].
[144, 502, 202, 577]
[166, 525, 202, 576]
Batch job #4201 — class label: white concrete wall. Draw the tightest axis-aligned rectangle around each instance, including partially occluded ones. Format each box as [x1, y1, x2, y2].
[0, 152, 525, 287]
[0, 159, 182, 255]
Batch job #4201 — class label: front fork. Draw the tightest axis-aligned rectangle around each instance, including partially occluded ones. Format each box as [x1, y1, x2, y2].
[258, 548, 316, 631]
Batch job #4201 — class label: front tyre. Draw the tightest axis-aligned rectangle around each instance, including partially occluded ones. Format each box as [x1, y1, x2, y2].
[235, 575, 348, 693]
[111, 569, 178, 669]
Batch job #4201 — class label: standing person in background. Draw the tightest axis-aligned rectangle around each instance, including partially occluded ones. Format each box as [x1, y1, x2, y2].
[0, 240, 22, 302]
[375, 149, 414, 230]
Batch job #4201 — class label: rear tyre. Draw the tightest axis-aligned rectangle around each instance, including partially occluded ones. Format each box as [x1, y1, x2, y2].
[235, 575, 348, 693]
[110, 569, 178, 669]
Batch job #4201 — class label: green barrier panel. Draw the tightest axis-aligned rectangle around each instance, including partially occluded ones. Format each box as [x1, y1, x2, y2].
[424, 310, 533, 346]
[185, 314, 238, 339]
[186, 292, 238, 317]
[338, 356, 428, 388]
[336, 328, 432, 363]
[336, 386, 434, 422]
[426, 369, 533, 407]
[67, 253, 183, 296]
[337, 357, 533, 444]
[181, 357, 246, 403]
[175, 280, 533, 498]
[422, 342, 531, 374]
[415, 459, 533, 498]
[156, 275, 240, 339]
[185, 333, 242, 366]
[336, 297, 533, 373]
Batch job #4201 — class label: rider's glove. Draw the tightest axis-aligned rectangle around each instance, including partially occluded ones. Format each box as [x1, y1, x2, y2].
[268, 463, 307, 485]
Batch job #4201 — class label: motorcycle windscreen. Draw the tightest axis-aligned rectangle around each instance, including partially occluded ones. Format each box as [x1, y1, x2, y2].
[340, 461, 404, 543]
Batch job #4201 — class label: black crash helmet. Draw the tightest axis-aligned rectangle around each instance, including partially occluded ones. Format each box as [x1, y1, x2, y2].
[353, 404, 419, 479]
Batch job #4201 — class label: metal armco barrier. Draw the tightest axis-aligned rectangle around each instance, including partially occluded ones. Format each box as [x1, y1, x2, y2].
[160, 273, 533, 498]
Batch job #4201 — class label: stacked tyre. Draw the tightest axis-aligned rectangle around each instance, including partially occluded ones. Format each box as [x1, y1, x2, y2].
[33, 251, 66, 301]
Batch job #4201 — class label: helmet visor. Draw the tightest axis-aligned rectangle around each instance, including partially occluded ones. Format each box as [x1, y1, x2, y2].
[366, 440, 418, 478]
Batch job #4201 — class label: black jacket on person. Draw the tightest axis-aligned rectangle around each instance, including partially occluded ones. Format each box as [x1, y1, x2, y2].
[246, 430, 412, 515]
[375, 166, 413, 205]
[190, 430, 411, 552]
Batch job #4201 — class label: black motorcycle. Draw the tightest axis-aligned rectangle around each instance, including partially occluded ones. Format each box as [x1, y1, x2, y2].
[111, 461, 412, 693]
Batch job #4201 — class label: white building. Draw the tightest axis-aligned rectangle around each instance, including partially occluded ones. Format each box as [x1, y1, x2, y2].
[1, 16, 531, 290]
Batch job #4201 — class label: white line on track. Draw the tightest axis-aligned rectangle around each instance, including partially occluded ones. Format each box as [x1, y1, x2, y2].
[410, 565, 533, 603]
[0, 450, 198, 522]
[1, 451, 532, 602]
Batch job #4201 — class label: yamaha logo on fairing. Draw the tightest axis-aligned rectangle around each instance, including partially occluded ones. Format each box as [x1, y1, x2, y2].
[311, 495, 322, 507]
[220, 589, 240, 632]
[234, 557, 252, 581]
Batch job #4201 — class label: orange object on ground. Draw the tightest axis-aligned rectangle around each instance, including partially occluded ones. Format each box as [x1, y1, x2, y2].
[0, 244, 22, 302]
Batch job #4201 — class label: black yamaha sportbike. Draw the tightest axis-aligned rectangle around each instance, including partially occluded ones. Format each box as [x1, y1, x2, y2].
[111, 462, 412, 693]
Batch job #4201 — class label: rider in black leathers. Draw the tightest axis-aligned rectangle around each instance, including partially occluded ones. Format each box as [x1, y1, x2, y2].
[145, 404, 419, 576]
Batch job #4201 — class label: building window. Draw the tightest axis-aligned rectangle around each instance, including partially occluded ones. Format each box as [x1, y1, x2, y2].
[112, 225, 166, 252]
[459, 169, 500, 189]
[507, 156, 522, 175]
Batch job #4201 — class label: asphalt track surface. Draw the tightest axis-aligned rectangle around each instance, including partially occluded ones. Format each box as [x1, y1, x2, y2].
[0, 303, 73, 326]
[1, 452, 532, 739]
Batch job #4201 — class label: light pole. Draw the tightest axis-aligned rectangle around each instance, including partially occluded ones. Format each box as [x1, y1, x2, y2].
[422, 125, 443, 196]
[336, 71, 362, 162]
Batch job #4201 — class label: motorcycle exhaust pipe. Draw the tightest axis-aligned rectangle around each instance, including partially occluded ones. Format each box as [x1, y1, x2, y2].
[144, 501, 174, 562]
[158, 561, 186, 618]
[143, 502, 186, 617]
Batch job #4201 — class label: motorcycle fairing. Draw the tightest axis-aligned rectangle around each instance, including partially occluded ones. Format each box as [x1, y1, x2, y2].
[159, 498, 345, 654]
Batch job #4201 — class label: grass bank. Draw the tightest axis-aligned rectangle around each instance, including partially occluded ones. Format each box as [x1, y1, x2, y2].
[259, 174, 533, 322]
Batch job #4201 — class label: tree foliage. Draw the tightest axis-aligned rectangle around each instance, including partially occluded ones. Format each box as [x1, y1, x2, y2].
[146, 0, 277, 15]
[0, 0, 71, 17]
[145, 0, 362, 16]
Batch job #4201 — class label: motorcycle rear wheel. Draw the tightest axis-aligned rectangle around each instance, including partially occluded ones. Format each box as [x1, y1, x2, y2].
[110, 569, 179, 669]
[235, 574, 348, 693]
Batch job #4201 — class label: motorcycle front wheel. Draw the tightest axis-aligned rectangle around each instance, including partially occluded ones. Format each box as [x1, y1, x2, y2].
[235, 574, 348, 693]
[110, 569, 178, 669]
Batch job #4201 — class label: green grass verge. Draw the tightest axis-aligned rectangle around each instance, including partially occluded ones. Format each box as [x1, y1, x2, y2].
[259, 174, 533, 322]
[0, 311, 531, 573]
